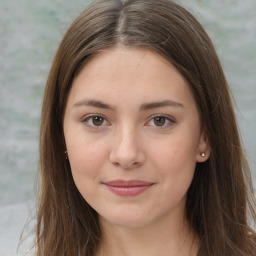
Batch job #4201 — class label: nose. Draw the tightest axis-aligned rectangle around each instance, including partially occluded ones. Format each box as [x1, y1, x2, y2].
[109, 126, 146, 169]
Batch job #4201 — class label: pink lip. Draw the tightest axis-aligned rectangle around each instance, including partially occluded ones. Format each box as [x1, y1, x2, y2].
[102, 180, 154, 196]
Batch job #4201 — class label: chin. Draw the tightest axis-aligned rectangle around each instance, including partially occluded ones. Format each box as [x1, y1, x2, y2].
[99, 211, 153, 229]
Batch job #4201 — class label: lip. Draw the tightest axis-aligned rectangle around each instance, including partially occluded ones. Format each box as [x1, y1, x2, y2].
[102, 180, 154, 196]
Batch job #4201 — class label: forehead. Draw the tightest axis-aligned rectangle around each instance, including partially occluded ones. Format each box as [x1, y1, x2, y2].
[78, 47, 174, 75]
[68, 47, 195, 109]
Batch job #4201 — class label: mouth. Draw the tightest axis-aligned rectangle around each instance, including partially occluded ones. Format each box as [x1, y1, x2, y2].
[102, 180, 154, 196]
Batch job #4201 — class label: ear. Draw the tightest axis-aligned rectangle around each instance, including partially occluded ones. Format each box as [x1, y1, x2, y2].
[196, 130, 211, 163]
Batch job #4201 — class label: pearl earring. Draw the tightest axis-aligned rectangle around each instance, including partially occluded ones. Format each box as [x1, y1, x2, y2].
[201, 152, 205, 157]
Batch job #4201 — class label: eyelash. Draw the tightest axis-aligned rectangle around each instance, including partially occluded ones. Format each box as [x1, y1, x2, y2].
[81, 114, 175, 129]
[146, 114, 175, 129]
[82, 114, 110, 129]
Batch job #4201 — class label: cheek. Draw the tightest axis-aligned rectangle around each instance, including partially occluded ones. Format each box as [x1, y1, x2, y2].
[151, 135, 198, 171]
[67, 141, 109, 205]
[67, 137, 109, 182]
[149, 134, 198, 192]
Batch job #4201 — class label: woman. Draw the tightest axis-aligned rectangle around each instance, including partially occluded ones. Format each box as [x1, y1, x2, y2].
[35, 0, 256, 255]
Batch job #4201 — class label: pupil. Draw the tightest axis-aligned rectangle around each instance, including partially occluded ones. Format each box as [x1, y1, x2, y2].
[154, 117, 165, 126]
[92, 116, 104, 126]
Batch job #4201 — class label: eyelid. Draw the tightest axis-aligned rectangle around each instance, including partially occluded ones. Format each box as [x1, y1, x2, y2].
[82, 114, 111, 129]
[146, 114, 175, 128]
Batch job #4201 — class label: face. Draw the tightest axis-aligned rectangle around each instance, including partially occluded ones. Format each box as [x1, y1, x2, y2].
[63, 47, 209, 229]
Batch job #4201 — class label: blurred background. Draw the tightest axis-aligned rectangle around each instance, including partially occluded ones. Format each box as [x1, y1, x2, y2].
[0, 0, 255, 255]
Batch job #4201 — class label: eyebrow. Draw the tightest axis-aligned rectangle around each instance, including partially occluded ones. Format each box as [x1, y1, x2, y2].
[73, 99, 116, 110]
[73, 99, 184, 111]
[140, 100, 184, 110]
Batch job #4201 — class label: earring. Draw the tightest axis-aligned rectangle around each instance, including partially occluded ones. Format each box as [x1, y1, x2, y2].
[65, 150, 69, 160]
[201, 152, 205, 157]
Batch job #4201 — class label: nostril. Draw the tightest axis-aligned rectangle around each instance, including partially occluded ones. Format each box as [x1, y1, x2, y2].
[122, 161, 141, 169]
[109, 148, 145, 169]
[111, 158, 141, 169]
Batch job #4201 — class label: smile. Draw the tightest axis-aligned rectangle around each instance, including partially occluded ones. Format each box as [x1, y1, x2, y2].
[102, 180, 154, 196]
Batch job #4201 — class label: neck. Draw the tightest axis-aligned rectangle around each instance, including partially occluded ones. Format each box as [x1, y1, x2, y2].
[98, 213, 199, 256]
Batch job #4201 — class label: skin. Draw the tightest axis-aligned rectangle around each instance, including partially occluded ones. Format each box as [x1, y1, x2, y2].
[63, 47, 210, 256]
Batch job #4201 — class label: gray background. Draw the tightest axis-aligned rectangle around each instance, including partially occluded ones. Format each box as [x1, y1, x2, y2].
[0, 0, 255, 255]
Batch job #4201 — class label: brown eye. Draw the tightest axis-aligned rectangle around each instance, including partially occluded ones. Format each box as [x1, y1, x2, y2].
[147, 115, 175, 129]
[92, 116, 104, 126]
[153, 116, 166, 126]
[82, 114, 110, 129]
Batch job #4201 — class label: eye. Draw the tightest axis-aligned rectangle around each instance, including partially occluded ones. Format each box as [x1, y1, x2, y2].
[82, 115, 110, 128]
[91, 116, 105, 126]
[147, 115, 175, 128]
[153, 116, 167, 126]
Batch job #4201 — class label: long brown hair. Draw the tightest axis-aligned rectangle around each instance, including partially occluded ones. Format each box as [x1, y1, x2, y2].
[36, 0, 256, 255]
